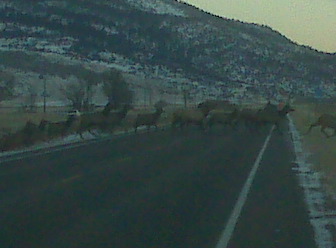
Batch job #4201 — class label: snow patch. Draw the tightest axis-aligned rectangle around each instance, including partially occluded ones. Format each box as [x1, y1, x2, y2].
[0, 36, 75, 54]
[125, 0, 186, 16]
[176, 23, 215, 40]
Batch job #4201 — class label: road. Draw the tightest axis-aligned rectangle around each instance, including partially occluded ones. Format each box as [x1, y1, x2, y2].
[0, 126, 317, 248]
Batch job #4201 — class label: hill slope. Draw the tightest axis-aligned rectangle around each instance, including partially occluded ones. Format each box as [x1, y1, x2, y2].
[0, 0, 335, 104]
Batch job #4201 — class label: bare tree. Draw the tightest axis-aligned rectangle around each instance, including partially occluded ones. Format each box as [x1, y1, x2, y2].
[60, 68, 132, 110]
[182, 88, 189, 108]
[60, 65, 105, 110]
[60, 76, 85, 110]
[101, 69, 133, 108]
[180, 83, 193, 108]
[77, 68, 97, 111]
[58, 64, 100, 111]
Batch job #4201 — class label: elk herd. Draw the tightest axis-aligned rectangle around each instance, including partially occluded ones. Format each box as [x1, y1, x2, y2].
[0, 104, 134, 152]
[171, 100, 295, 132]
[1, 98, 336, 152]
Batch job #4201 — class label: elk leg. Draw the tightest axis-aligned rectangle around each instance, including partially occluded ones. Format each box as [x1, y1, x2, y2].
[78, 131, 85, 140]
[304, 123, 318, 135]
[199, 121, 205, 130]
[88, 129, 100, 137]
[321, 126, 330, 138]
[231, 119, 238, 130]
[208, 119, 213, 130]
[329, 129, 336, 138]
[275, 122, 283, 134]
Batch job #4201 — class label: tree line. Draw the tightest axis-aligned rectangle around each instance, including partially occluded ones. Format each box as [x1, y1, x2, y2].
[0, 66, 133, 111]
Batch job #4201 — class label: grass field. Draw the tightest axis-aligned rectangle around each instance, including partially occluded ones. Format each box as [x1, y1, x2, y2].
[0, 105, 180, 138]
[290, 102, 336, 201]
[0, 106, 71, 134]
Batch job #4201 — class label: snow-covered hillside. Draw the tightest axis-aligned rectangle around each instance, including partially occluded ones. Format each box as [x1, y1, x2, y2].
[0, 0, 335, 105]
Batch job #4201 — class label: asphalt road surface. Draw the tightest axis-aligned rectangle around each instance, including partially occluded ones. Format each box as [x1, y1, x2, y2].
[0, 125, 317, 248]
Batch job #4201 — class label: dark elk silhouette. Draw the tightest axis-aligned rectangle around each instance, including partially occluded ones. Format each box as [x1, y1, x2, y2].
[133, 101, 167, 133]
[238, 101, 294, 132]
[99, 104, 133, 132]
[39, 110, 80, 139]
[75, 102, 112, 138]
[197, 99, 237, 113]
[0, 121, 46, 151]
[170, 99, 237, 130]
[171, 109, 203, 129]
[134, 106, 164, 133]
[171, 106, 211, 130]
[75, 103, 132, 138]
[204, 108, 240, 130]
[305, 114, 336, 138]
[253, 102, 295, 132]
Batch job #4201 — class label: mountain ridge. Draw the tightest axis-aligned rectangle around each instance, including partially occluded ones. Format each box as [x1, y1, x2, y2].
[0, 0, 335, 104]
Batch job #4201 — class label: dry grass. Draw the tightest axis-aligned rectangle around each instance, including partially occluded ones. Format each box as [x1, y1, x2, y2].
[291, 102, 336, 200]
[0, 106, 71, 135]
[0, 105, 177, 137]
[0, 105, 179, 152]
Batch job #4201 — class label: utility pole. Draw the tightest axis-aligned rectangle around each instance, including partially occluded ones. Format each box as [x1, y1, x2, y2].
[148, 87, 153, 106]
[39, 74, 50, 113]
[182, 86, 190, 108]
[143, 86, 147, 107]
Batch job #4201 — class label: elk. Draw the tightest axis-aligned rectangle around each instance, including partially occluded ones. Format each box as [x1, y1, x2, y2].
[171, 107, 210, 130]
[262, 100, 278, 113]
[239, 102, 277, 128]
[0, 131, 22, 152]
[75, 102, 114, 138]
[100, 104, 133, 132]
[197, 99, 237, 113]
[237, 101, 292, 130]
[0, 121, 46, 151]
[305, 114, 336, 138]
[253, 103, 295, 132]
[195, 99, 238, 130]
[134, 106, 164, 133]
[39, 111, 81, 139]
[21, 121, 47, 144]
[204, 108, 239, 130]
[237, 108, 259, 128]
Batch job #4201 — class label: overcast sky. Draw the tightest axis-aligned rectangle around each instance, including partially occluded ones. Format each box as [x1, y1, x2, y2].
[182, 0, 336, 53]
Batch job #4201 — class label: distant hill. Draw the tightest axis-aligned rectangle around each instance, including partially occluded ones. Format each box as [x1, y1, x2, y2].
[0, 0, 335, 105]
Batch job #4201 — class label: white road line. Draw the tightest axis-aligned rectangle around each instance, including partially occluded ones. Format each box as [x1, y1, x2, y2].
[215, 125, 275, 248]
